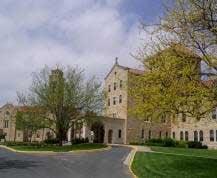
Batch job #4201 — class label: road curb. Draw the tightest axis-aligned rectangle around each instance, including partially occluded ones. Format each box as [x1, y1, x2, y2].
[109, 144, 138, 178]
[0, 145, 111, 155]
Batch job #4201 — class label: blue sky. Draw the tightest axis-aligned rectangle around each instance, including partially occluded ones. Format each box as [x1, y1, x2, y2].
[0, 0, 165, 105]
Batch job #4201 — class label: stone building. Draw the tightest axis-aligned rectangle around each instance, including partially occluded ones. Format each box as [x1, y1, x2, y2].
[102, 59, 171, 145]
[102, 58, 217, 148]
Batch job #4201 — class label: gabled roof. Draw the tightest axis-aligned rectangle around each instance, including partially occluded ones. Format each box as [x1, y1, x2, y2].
[104, 59, 144, 80]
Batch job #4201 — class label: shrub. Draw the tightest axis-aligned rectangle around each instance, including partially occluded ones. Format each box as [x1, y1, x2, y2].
[44, 138, 59, 145]
[5, 141, 43, 147]
[175, 141, 188, 148]
[187, 141, 207, 149]
[71, 138, 89, 145]
[162, 138, 176, 147]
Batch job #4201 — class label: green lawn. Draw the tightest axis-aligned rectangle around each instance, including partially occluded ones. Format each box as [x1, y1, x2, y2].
[132, 152, 217, 178]
[8, 143, 107, 152]
[151, 146, 217, 158]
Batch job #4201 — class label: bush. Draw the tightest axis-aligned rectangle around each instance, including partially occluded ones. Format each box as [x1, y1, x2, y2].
[175, 141, 188, 148]
[71, 138, 89, 145]
[44, 138, 59, 145]
[187, 141, 208, 149]
[163, 138, 176, 147]
[4, 141, 43, 147]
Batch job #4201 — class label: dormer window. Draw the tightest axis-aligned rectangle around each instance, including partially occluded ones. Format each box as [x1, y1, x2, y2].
[114, 71, 117, 75]
[114, 82, 117, 90]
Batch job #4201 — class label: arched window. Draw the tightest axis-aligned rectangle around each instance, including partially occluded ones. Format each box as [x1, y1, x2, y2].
[118, 130, 122, 138]
[199, 130, 203, 142]
[194, 131, 198, 142]
[172, 132, 175, 139]
[180, 131, 184, 140]
[141, 129, 145, 139]
[159, 131, 162, 138]
[185, 131, 189, 141]
[210, 130, 214, 142]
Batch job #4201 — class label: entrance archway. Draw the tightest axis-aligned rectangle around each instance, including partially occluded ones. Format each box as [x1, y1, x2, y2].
[108, 129, 113, 144]
[91, 122, 105, 143]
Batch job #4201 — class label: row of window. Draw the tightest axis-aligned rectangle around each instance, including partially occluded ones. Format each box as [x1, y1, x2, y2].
[141, 130, 169, 139]
[172, 130, 217, 142]
[108, 80, 123, 92]
[108, 95, 122, 106]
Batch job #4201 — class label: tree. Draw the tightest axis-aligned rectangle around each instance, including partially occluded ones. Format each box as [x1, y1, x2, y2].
[15, 108, 49, 142]
[18, 66, 103, 146]
[129, 45, 216, 121]
[130, 0, 217, 121]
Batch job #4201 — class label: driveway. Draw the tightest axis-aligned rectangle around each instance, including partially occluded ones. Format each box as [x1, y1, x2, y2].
[0, 146, 132, 178]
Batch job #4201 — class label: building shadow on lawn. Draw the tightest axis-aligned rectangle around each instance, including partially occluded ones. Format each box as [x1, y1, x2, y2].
[0, 157, 40, 170]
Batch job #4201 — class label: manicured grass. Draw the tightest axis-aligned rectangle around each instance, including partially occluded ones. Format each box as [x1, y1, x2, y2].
[151, 146, 217, 158]
[132, 152, 217, 178]
[9, 143, 107, 152]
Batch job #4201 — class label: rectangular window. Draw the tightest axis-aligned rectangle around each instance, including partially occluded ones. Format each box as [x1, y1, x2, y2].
[108, 85, 111, 92]
[216, 130, 217, 142]
[119, 95, 122, 103]
[114, 82, 117, 90]
[113, 97, 116, 105]
[182, 113, 186, 122]
[159, 131, 162, 138]
[148, 130, 151, 140]
[166, 132, 168, 138]
[118, 130, 122, 138]
[210, 130, 214, 142]
[212, 108, 217, 119]
[120, 80, 123, 88]
[108, 98, 110, 106]
[4, 120, 9, 128]
[185, 131, 189, 141]
[112, 113, 117, 118]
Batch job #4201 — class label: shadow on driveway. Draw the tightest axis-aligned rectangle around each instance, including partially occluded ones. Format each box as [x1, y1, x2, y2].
[0, 157, 40, 170]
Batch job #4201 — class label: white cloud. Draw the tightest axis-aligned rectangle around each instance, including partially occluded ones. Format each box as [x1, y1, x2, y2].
[0, 0, 144, 106]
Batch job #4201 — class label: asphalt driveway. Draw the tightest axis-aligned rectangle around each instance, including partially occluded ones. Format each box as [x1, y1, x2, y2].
[0, 146, 132, 178]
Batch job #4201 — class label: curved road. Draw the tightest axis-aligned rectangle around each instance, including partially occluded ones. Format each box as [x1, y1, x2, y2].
[0, 146, 132, 178]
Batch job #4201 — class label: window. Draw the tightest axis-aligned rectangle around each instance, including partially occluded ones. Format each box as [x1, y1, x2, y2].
[37, 132, 40, 138]
[112, 113, 117, 118]
[113, 97, 116, 105]
[166, 132, 168, 138]
[159, 131, 162, 138]
[119, 95, 122, 104]
[118, 130, 122, 138]
[185, 131, 189, 141]
[141, 129, 145, 139]
[182, 113, 186, 122]
[210, 130, 214, 142]
[3, 120, 9, 128]
[161, 115, 166, 123]
[172, 132, 175, 139]
[199, 130, 203, 142]
[114, 71, 117, 75]
[17, 133, 21, 137]
[114, 82, 117, 90]
[108, 85, 111, 92]
[180, 131, 184, 140]
[148, 130, 151, 140]
[212, 108, 217, 119]
[108, 98, 110, 106]
[194, 131, 198, 142]
[120, 80, 123, 88]
[216, 130, 217, 142]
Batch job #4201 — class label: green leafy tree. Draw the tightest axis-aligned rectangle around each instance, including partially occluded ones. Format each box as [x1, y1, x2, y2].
[18, 66, 103, 146]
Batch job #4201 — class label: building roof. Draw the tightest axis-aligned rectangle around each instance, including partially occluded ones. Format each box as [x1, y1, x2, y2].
[104, 58, 144, 80]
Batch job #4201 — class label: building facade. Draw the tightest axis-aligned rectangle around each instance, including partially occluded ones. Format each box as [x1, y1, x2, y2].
[102, 59, 217, 148]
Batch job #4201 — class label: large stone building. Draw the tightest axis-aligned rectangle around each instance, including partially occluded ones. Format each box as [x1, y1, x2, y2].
[102, 58, 217, 148]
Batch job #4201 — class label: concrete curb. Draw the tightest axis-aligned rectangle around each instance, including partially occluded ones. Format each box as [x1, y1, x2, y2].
[109, 144, 138, 178]
[0, 145, 111, 155]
